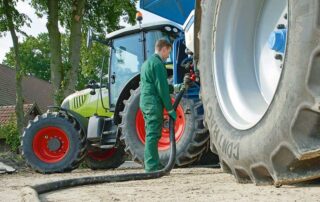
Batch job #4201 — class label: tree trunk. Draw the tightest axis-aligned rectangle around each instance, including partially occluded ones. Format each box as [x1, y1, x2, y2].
[47, 0, 64, 105]
[64, 0, 86, 95]
[3, 0, 24, 135]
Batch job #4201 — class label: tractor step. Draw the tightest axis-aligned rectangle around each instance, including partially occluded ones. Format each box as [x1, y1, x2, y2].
[91, 143, 115, 149]
[102, 130, 116, 135]
[87, 116, 116, 140]
[100, 129, 117, 145]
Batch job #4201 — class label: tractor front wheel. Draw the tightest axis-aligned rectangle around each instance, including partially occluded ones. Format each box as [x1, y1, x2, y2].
[21, 112, 87, 173]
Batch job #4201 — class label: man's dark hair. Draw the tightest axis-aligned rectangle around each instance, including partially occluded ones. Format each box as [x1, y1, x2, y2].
[155, 39, 172, 52]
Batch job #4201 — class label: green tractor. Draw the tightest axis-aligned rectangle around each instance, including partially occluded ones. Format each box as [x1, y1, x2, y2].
[21, 21, 212, 173]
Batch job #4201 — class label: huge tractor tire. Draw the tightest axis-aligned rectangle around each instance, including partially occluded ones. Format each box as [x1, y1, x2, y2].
[85, 145, 125, 170]
[199, 0, 320, 185]
[120, 88, 209, 167]
[21, 112, 87, 173]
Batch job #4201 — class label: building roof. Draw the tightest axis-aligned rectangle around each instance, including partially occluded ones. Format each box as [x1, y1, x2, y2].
[0, 64, 53, 111]
[0, 103, 41, 125]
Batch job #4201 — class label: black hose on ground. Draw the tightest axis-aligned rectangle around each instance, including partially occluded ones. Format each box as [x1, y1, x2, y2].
[27, 88, 186, 196]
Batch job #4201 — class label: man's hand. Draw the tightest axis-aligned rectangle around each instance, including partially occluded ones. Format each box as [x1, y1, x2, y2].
[168, 110, 177, 121]
[183, 73, 193, 89]
[173, 84, 183, 93]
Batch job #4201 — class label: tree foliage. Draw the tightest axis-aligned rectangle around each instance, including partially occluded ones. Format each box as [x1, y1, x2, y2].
[78, 38, 108, 89]
[0, 0, 31, 136]
[31, 0, 137, 33]
[4, 33, 51, 80]
[82, 0, 137, 33]
[3, 32, 108, 89]
[0, 0, 31, 36]
[28, 0, 137, 104]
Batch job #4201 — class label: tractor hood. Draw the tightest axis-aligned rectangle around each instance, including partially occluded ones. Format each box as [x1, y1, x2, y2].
[61, 88, 113, 118]
[140, 0, 195, 25]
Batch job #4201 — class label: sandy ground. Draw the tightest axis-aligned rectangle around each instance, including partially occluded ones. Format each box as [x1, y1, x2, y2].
[1, 163, 320, 202]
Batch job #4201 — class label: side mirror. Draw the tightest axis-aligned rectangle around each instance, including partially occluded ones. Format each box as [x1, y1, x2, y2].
[87, 27, 93, 49]
[87, 27, 109, 48]
[86, 80, 96, 88]
[86, 80, 97, 95]
[90, 89, 96, 95]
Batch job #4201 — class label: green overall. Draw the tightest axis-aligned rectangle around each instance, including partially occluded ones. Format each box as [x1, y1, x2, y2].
[140, 54, 174, 172]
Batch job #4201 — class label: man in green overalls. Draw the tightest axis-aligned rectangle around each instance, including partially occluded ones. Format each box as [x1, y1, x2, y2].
[139, 39, 176, 172]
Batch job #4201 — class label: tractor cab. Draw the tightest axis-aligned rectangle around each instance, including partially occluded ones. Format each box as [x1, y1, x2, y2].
[104, 21, 183, 110]
[62, 21, 184, 121]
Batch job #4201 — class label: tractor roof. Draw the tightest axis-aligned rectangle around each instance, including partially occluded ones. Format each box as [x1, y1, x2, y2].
[105, 21, 182, 40]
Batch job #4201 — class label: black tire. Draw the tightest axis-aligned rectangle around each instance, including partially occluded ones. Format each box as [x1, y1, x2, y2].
[120, 88, 209, 167]
[85, 145, 125, 170]
[194, 145, 220, 166]
[200, 0, 320, 185]
[21, 112, 87, 173]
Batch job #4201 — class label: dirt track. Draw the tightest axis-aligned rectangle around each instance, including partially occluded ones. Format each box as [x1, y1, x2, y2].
[1, 164, 320, 202]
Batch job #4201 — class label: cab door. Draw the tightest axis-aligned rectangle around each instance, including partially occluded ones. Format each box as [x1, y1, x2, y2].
[109, 33, 144, 110]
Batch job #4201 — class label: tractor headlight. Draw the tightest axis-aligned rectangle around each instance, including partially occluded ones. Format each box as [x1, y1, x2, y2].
[61, 99, 70, 109]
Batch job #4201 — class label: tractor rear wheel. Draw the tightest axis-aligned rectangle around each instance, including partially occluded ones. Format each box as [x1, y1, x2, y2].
[120, 88, 209, 167]
[200, 0, 320, 184]
[85, 145, 125, 170]
[21, 112, 87, 173]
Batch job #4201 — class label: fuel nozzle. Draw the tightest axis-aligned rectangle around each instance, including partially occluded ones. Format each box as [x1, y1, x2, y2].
[183, 73, 195, 90]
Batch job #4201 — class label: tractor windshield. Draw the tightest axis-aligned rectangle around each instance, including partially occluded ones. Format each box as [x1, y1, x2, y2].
[145, 30, 178, 64]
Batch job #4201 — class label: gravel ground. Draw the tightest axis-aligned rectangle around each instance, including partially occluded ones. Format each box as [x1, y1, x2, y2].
[1, 163, 320, 202]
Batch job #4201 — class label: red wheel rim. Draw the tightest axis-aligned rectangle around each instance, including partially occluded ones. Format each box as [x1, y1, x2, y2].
[136, 99, 185, 150]
[32, 127, 70, 163]
[87, 148, 116, 161]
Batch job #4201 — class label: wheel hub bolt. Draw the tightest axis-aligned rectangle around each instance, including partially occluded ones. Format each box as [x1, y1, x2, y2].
[268, 29, 287, 54]
[163, 120, 169, 129]
[277, 24, 285, 29]
[275, 54, 283, 61]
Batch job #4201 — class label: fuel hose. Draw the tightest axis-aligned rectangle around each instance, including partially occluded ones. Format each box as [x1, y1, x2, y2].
[21, 88, 186, 201]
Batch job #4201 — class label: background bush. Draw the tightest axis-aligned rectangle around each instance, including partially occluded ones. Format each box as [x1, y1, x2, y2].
[0, 117, 20, 153]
